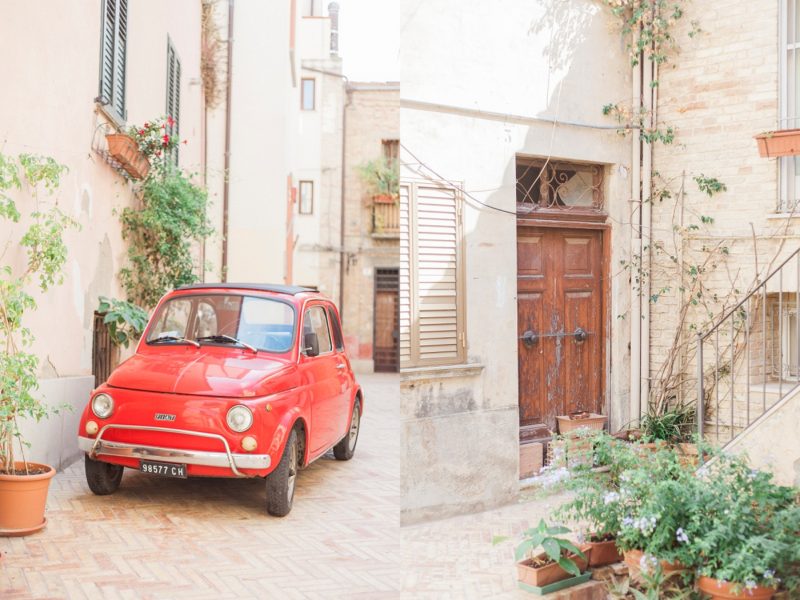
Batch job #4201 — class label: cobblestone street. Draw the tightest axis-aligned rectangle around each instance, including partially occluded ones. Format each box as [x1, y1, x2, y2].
[400, 489, 574, 599]
[0, 374, 399, 600]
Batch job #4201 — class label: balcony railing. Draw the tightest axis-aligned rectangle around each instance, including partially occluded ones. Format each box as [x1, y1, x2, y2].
[697, 246, 800, 447]
[372, 201, 399, 235]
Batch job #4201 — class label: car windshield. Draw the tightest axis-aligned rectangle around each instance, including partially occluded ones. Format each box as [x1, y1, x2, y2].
[146, 294, 296, 353]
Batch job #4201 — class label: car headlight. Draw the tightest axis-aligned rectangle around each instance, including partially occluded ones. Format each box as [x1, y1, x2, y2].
[91, 393, 114, 419]
[226, 405, 253, 432]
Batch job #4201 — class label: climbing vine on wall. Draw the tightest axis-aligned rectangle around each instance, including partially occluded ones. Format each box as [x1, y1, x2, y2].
[100, 118, 212, 346]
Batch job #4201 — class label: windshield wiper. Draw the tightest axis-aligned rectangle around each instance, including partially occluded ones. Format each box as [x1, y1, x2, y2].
[195, 334, 257, 354]
[151, 335, 200, 348]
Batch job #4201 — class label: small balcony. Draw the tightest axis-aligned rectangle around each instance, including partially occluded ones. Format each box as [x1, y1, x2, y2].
[371, 201, 399, 238]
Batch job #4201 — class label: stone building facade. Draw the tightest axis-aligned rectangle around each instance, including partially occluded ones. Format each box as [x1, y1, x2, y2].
[341, 83, 401, 373]
[399, 0, 800, 523]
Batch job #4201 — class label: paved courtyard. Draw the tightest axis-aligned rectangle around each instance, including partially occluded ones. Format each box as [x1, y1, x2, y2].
[1, 374, 400, 600]
[400, 488, 574, 599]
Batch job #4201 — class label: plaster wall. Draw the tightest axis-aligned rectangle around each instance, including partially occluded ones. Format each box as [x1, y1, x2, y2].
[0, 0, 204, 469]
[400, 0, 632, 523]
[225, 0, 295, 283]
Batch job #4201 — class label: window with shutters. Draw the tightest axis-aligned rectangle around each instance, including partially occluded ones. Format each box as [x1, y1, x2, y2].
[399, 182, 466, 368]
[97, 0, 128, 125]
[166, 38, 182, 166]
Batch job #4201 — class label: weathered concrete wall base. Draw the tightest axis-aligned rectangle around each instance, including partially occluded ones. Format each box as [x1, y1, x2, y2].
[17, 376, 94, 472]
[401, 405, 519, 525]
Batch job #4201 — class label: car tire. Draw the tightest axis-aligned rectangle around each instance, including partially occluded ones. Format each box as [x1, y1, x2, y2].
[265, 429, 299, 517]
[84, 454, 124, 495]
[333, 398, 361, 461]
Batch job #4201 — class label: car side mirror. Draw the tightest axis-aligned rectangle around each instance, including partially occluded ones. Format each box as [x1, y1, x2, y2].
[303, 332, 320, 357]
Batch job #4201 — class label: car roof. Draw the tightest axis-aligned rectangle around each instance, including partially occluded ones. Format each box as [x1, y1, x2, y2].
[176, 283, 318, 296]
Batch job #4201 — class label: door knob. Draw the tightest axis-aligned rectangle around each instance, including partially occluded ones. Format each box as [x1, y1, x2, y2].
[573, 327, 587, 342]
[520, 330, 538, 347]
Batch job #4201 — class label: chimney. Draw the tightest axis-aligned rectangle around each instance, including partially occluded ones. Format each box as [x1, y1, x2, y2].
[328, 2, 340, 57]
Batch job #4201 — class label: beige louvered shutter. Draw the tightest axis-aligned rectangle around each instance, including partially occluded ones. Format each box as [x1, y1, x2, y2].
[399, 184, 412, 366]
[406, 183, 465, 367]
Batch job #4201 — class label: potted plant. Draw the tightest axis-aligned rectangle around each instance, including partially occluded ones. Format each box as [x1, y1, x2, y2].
[556, 477, 625, 567]
[105, 116, 182, 180]
[357, 156, 399, 203]
[755, 129, 800, 158]
[0, 152, 76, 536]
[495, 519, 592, 592]
[556, 410, 607, 435]
[689, 455, 799, 599]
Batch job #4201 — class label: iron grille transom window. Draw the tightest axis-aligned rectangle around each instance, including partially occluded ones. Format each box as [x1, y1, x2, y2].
[516, 158, 604, 212]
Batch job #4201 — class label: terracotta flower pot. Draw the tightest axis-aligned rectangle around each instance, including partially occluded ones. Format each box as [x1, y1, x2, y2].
[697, 576, 776, 600]
[0, 462, 56, 536]
[755, 129, 800, 158]
[623, 549, 684, 575]
[105, 133, 151, 179]
[372, 193, 396, 204]
[587, 535, 623, 567]
[516, 545, 592, 588]
[556, 413, 606, 434]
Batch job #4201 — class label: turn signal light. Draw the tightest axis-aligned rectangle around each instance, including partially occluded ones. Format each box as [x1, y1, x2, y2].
[85, 421, 99, 436]
[241, 436, 257, 452]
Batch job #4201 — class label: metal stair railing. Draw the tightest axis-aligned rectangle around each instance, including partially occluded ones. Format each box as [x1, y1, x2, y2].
[697, 246, 800, 447]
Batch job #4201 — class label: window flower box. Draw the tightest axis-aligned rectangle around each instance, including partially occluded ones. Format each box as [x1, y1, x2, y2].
[372, 193, 397, 204]
[105, 133, 151, 179]
[754, 129, 800, 158]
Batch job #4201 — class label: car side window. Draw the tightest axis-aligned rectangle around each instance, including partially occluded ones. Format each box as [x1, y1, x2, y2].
[304, 305, 333, 354]
[148, 298, 192, 340]
[327, 306, 345, 351]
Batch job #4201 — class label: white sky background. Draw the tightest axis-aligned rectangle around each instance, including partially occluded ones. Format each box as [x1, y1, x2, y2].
[335, 0, 399, 82]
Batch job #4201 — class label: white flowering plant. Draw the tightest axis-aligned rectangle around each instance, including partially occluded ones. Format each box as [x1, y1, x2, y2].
[688, 454, 800, 594]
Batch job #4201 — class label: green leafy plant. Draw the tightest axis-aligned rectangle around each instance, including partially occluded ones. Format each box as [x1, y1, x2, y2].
[97, 296, 149, 348]
[693, 174, 727, 197]
[640, 403, 695, 443]
[601, 0, 699, 71]
[119, 169, 212, 309]
[0, 153, 77, 475]
[689, 455, 800, 594]
[495, 520, 587, 577]
[357, 156, 399, 200]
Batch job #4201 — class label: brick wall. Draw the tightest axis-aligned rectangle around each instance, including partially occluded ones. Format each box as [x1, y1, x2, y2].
[342, 84, 400, 369]
[647, 0, 800, 425]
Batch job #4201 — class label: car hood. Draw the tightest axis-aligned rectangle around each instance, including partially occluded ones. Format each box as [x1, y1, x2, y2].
[107, 351, 295, 398]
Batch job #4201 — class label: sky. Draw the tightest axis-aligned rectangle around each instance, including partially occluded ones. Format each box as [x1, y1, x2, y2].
[335, 0, 399, 82]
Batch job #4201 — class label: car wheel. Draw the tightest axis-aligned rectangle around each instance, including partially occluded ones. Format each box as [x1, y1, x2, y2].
[84, 454, 124, 495]
[333, 398, 361, 461]
[265, 429, 299, 517]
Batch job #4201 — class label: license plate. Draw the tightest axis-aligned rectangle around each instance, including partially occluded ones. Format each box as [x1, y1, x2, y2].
[140, 460, 187, 478]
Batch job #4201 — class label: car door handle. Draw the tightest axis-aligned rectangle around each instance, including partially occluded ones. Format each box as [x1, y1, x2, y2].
[336, 364, 346, 370]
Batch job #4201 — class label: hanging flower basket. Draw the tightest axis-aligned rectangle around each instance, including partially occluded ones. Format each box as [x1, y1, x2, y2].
[754, 129, 800, 158]
[105, 133, 151, 179]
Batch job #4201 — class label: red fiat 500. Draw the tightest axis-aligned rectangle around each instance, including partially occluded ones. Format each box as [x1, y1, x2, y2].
[77, 283, 362, 516]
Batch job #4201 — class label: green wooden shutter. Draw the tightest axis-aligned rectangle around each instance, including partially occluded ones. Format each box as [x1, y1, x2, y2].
[98, 0, 127, 123]
[166, 38, 181, 165]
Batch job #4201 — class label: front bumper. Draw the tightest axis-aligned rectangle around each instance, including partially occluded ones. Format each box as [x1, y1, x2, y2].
[78, 424, 270, 477]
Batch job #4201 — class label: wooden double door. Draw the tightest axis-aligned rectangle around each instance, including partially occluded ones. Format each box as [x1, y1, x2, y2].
[517, 225, 605, 442]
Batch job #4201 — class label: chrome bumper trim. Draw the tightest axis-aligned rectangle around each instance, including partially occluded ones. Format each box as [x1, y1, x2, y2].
[79, 425, 270, 477]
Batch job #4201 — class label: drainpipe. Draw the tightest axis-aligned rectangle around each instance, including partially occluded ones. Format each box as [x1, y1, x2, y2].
[221, 0, 234, 282]
[640, 56, 655, 421]
[630, 57, 643, 426]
